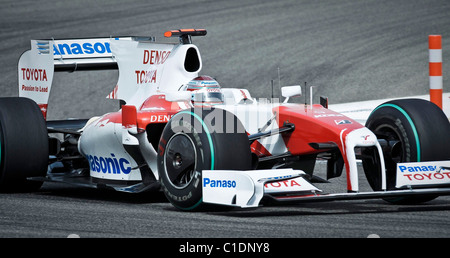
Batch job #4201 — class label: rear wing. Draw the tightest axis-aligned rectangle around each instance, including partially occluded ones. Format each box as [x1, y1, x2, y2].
[19, 37, 128, 118]
[47, 37, 134, 72]
[18, 29, 206, 119]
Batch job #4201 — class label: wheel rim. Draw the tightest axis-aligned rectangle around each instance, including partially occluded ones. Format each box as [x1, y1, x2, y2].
[164, 133, 197, 189]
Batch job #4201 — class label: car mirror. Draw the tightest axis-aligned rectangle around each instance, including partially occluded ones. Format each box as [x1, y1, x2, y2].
[281, 85, 301, 103]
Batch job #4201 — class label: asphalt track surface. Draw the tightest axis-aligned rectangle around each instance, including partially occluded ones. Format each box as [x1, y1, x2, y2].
[1, 0, 450, 239]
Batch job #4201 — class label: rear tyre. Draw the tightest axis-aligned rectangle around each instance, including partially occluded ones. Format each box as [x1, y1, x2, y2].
[157, 107, 252, 211]
[0, 97, 49, 192]
[363, 99, 450, 204]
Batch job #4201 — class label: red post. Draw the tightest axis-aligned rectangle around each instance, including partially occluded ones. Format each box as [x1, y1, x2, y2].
[429, 35, 443, 109]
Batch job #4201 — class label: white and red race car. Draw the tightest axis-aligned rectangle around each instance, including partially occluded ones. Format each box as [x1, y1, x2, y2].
[1, 29, 450, 211]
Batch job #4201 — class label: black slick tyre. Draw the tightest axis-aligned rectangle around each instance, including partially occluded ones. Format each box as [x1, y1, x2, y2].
[157, 107, 252, 211]
[363, 98, 450, 204]
[0, 97, 49, 192]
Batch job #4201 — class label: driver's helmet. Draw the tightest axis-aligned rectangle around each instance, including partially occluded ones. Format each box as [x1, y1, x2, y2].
[186, 76, 224, 106]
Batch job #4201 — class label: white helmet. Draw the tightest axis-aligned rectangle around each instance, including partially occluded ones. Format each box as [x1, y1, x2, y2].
[186, 76, 224, 106]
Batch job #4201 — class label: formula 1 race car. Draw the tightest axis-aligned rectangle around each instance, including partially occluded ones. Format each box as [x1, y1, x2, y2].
[1, 29, 450, 211]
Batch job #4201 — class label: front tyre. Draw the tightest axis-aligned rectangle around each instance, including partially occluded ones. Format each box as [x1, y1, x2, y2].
[363, 99, 450, 204]
[157, 108, 252, 211]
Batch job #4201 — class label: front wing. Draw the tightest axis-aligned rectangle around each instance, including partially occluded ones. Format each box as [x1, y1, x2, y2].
[202, 161, 450, 208]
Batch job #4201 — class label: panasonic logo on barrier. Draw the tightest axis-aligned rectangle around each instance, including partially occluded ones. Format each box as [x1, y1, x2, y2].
[86, 153, 131, 174]
[53, 42, 111, 56]
[203, 178, 236, 188]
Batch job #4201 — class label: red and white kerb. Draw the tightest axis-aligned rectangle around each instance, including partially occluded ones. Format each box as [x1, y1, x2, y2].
[429, 35, 443, 109]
